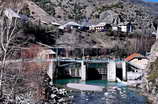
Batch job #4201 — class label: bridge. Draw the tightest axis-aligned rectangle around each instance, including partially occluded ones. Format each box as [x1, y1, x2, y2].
[1, 58, 127, 82]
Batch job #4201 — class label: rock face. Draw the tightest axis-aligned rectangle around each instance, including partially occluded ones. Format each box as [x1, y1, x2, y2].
[26, 1, 57, 24]
[142, 40, 158, 104]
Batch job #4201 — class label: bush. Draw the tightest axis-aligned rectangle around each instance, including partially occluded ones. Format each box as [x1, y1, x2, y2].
[147, 58, 158, 81]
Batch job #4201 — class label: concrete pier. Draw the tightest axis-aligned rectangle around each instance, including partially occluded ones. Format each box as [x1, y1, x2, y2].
[156, 26, 158, 39]
[81, 61, 86, 81]
[75, 69, 79, 77]
[107, 61, 116, 81]
[69, 68, 72, 76]
[47, 59, 55, 80]
[122, 61, 127, 81]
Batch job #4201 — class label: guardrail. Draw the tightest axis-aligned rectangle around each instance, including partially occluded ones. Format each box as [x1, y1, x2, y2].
[0, 58, 125, 64]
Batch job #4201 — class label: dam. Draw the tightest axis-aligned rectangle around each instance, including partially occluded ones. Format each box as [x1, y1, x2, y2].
[48, 58, 127, 82]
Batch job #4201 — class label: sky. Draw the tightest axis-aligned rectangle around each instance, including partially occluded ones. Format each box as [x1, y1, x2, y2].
[144, 0, 158, 2]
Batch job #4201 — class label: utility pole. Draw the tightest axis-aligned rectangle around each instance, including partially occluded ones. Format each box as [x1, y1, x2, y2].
[156, 26, 158, 40]
[82, 48, 85, 60]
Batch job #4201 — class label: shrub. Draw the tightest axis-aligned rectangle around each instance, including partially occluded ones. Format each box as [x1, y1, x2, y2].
[148, 58, 158, 81]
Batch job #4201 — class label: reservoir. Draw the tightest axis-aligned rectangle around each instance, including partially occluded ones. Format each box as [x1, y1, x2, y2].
[55, 79, 148, 104]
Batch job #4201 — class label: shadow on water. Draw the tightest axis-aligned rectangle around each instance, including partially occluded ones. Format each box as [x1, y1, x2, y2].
[87, 68, 102, 80]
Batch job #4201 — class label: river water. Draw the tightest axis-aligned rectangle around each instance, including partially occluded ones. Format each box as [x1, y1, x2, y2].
[55, 79, 148, 104]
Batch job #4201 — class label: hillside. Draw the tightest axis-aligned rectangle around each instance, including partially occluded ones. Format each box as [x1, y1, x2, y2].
[19, 0, 154, 56]
[0, 0, 156, 54]
[32, 0, 155, 32]
[141, 40, 158, 103]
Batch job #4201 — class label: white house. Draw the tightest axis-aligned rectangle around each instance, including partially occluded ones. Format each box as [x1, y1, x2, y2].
[89, 22, 112, 32]
[118, 22, 133, 33]
[112, 26, 119, 31]
[125, 53, 149, 70]
[119, 25, 127, 32]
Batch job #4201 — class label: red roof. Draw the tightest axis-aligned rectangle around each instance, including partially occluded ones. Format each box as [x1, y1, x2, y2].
[125, 53, 144, 62]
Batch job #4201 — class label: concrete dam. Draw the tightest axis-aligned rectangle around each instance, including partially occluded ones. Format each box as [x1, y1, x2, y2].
[48, 59, 127, 82]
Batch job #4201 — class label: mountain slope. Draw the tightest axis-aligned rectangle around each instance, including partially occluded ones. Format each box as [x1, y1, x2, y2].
[127, 0, 158, 15]
[13, 0, 155, 57]
[32, 0, 155, 33]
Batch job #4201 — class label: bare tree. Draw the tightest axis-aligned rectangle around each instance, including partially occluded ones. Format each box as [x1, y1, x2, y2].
[0, 0, 24, 98]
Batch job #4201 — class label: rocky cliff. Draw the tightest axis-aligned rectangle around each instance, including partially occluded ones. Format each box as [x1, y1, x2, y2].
[142, 40, 158, 104]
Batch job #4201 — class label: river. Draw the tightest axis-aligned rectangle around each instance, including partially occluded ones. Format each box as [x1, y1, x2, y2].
[55, 79, 148, 104]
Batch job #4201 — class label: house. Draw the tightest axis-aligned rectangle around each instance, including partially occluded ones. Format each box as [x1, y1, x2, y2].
[58, 21, 90, 32]
[89, 22, 112, 32]
[112, 26, 121, 31]
[125, 53, 149, 70]
[58, 22, 81, 30]
[119, 25, 127, 32]
[78, 26, 89, 32]
[21, 45, 56, 60]
[118, 22, 133, 33]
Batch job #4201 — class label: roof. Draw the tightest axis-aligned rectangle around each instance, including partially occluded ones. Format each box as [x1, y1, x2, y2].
[89, 22, 110, 28]
[58, 22, 81, 29]
[125, 53, 145, 62]
[95, 22, 107, 27]
[118, 22, 130, 26]
[51, 22, 61, 26]
[4, 8, 21, 20]
[40, 50, 56, 55]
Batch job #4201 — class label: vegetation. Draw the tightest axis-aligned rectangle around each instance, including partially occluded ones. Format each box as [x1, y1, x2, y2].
[0, 0, 25, 99]
[153, 17, 158, 30]
[148, 58, 158, 81]
[23, 20, 61, 45]
[0, 0, 50, 103]
[96, 2, 124, 14]
[32, 0, 56, 16]
[71, 2, 85, 21]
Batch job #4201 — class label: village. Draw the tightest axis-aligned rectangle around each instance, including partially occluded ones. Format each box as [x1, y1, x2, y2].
[4, 7, 143, 34]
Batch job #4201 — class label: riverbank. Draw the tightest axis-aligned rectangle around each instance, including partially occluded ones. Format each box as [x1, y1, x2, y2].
[126, 81, 157, 104]
[118, 80, 155, 104]
[140, 92, 158, 104]
[40, 84, 72, 104]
